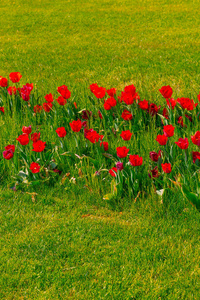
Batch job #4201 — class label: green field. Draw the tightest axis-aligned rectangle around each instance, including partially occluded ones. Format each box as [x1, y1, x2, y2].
[0, 0, 200, 299]
[1, 0, 200, 93]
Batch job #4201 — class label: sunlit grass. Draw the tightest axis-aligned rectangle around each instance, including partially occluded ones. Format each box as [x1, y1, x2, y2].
[1, 0, 200, 93]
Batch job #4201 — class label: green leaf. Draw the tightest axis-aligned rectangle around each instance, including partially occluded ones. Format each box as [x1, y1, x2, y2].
[18, 171, 28, 179]
[49, 162, 57, 169]
[181, 185, 200, 210]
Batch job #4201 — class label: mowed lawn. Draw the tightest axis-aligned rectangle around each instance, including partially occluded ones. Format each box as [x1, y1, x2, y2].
[0, 0, 200, 94]
[1, 187, 200, 299]
[0, 0, 200, 299]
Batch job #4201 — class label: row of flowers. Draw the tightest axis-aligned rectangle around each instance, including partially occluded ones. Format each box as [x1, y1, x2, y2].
[1, 73, 200, 116]
[2, 121, 200, 176]
[1, 72, 200, 208]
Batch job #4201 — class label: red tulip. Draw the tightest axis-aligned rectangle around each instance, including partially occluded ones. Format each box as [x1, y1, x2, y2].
[5, 144, 15, 153]
[177, 98, 198, 111]
[120, 130, 132, 141]
[175, 138, 189, 149]
[177, 116, 184, 127]
[121, 92, 134, 105]
[86, 130, 100, 143]
[16, 134, 29, 145]
[121, 110, 133, 121]
[104, 97, 117, 110]
[116, 146, 129, 158]
[161, 163, 172, 173]
[100, 141, 108, 151]
[57, 85, 71, 99]
[89, 83, 98, 93]
[30, 162, 40, 173]
[162, 108, 169, 119]
[98, 110, 103, 119]
[129, 154, 143, 166]
[45, 93, 54, 103]
[0, 77, 8, 87]
[43, 102, 53, 112]
[159, 85, 173, 99]
[124, 84, 136, 96]
[191, 131, 200, 147]
[109, 167, 118, 177]
[81, 110, 92, 120]
[69, 119, 82, 132]
[31, 132, 41, 142]
[32, 140, 46, 152]
[3, 149, 14, 160]
[107, 88, 116, 97]
[9, 72, 22, 83]
[138, 100, 148, 110]
[116, 162, 124, 170]
[56, 96, 67, 106]
[22, 125, 32, 135]
[166, 98, 177, 109]
[148, 166, 159, 178]
[149, 150, 162, 162]
[84, 128, 93, 138]
[156, 134, 168, 145]
[56, 127, 67, 138]
[92, 86, 106, 99]
[0, 107, 5, 114]
[24, 83, 33, 92]
[148, 103, 160, 116]
[20, 87, 30, 101]
[7, 86, 17, 95]
[192, 151, 200, 163]
[34, 105, 43, 113]
[163, 125, 175, 137]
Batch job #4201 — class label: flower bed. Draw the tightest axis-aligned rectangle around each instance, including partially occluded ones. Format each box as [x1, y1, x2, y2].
[0, 73, 200, 210]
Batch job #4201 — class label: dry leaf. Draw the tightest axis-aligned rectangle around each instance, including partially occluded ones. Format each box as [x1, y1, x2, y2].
[84, 185, 93, 192]
[102, 153, 114, 159]
[26, 192, 38, 202]
[75, 154, 86, 159]
[134, 191, 140, 203]
[78, 168, 83, 177]
[81, 214, 91, 218]
[61, 173, 70, 184]
[44, 168, 49, 177]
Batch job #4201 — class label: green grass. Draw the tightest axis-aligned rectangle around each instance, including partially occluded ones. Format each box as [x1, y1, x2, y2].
[1, 0, 200, 94]
[0, 187, 200, 299]
[0, 0, 200, 299]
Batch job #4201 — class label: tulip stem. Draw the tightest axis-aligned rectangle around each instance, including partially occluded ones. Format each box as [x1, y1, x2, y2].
[184, 149, 188, 166]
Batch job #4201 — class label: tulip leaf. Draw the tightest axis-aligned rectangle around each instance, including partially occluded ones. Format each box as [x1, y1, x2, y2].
[181, 184, 200, 211]
[18, 171, 28, 179]
[49, 162, 57, 169]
